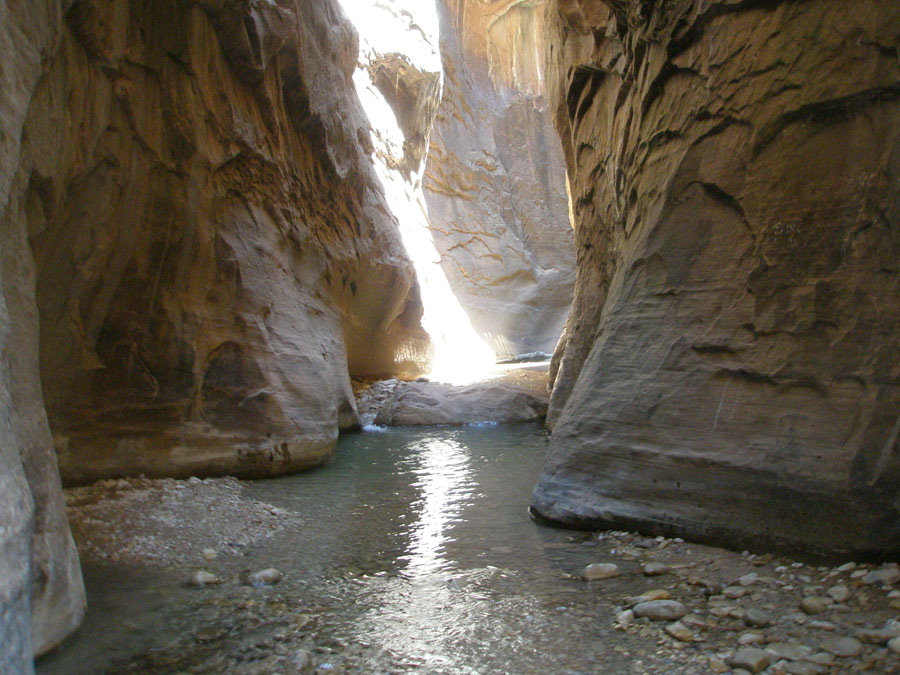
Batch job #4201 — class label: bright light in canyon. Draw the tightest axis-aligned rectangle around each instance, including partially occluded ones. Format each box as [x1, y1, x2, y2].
[338, 0, 496, 384]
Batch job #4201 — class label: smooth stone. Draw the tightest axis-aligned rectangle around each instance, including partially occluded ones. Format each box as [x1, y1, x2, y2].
[625, 589, 671, 605]
[723, 586, 748, 599]
[616, 609, 634, 629]
[581, 562, 620, 580]
[806, 651, 837, 665]
[819, 636, 862, 657]
[744, 608, 772, 628]
[664, 621, 695, 642]
[856, 625, 900, 645]
[826, 584, 849, 602]
[738, 572, 759, 587]
[808, 620, 837, 631]
[632, 600, 687, 621]
[800, 596, 829, 614]
[730, 647, 772, 673]
[642, 562, 668, 576]
[862, 566, 900, 586]
[249, 568, 283, 586]
[709, 656, 729, 673]
[188, 570, 221, 587]
[765, 642, 812, 660]
[784, 662, 825, 675]
[201, 548, 218, 560]
[888, 636, 900, 654]
[291, 648, 314, 674]
[739, 631, 765, 646]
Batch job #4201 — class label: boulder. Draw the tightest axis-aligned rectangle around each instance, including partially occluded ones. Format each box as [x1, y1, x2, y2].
[374, 381, 548, 426]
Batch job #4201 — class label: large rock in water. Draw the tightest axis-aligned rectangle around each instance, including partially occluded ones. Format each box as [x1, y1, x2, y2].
[2, 0, 428, 486]
[374, 381, 548, 426]
[423, 0, 575, 359]
[533, 0, 900, 556]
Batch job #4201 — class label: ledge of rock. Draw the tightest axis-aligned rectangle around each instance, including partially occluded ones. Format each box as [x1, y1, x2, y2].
[533, 0, 900, 557]
[374, 380, 548, 427]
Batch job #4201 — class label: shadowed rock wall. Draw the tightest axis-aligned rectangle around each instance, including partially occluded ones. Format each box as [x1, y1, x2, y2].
[0, 0, 429, 661]
[424, 0, 575, 359]
[4, 0, 428, 487]
[533, 0, 900, 557]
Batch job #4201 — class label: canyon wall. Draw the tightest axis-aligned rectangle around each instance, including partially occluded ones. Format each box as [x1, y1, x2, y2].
[424, 0, 575, 359]
[0, 0, 429, 664]
[532, 0, 900, 557]
[7, 0, 428, 487]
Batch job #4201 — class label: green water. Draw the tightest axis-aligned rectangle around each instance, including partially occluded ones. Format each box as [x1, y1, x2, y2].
[37, 424, 678, 674]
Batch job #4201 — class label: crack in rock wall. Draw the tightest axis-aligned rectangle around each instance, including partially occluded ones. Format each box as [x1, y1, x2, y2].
[424, 0, 576, 359]
[533, 0, 900, 557]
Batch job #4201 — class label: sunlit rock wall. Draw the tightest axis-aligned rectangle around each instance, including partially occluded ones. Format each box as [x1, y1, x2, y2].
[533, 0, 900, 557]
[424, 0, 575, 359]
[1, 0, 429, 491]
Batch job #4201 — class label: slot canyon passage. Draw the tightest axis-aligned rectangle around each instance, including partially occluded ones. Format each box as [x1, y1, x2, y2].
[0, 0, 899, 672]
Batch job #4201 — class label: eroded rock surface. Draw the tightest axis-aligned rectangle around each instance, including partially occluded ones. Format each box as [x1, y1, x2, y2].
[3, 0, 428, 486]
[533, 0, 900, 556]
[1, 0, 431, 659]
[374, 380, 547, 426]
[423, 0, 575, 359]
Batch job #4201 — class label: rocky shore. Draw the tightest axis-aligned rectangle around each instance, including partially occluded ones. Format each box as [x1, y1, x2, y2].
[52, 472, 900, 674]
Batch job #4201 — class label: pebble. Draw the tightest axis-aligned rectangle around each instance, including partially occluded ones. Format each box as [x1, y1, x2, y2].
[581, 562, 620, 580]
[632, 600, 687, 621]
[862, 565, 900, 587]
[819, 636, 862, 657]
[784, 662, 825, 675]
[765, 642, 812, 660]
[723, 586, 748, 599]
[641, 562, 668, 576]
[188, 570, 222, 587]
[826, 584, 850, 603]
[708, 656, 729, 673]
[201, 548, 218, 560]
[807, 620, 836, 631]
[616, 609, 634, 629]
[738, 572, 759, 587]
[889, 636, 900, 654]
[291, 648, 315, 674]
[738, 631, 765, 645]
[743, 608, 772, 628]
[625, 589, 671, 605]
[836, 562, 856, 573]
[856, 623, 900, 644]
[799, 596, 829, 614]
[664, 621, 694, 642]
[730, 647, 771, 673]
[248, 568, 283, 586]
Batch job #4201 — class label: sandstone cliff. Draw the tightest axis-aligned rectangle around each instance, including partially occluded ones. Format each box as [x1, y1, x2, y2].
[533, 0, 900, 557]
[424, 0, 575, 359]
[0, 0, 429, 664]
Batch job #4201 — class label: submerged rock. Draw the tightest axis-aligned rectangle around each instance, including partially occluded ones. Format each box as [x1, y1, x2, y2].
[581, 563, 619, 580]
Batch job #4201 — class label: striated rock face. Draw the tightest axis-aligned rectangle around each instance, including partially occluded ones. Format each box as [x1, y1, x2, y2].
[3, 0, 428, 487]
[424, 0, 575, 359]
[533, 0, 900, 556]
[0, 0, 430, 659]
[1, 0, 86, 664]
